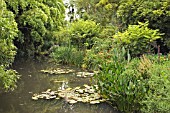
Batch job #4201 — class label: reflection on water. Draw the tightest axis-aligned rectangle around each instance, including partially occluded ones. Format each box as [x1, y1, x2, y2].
[0, 59, 118, 113]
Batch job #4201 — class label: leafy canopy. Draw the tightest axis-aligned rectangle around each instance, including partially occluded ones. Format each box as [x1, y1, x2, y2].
[4, 0, 65, 56]
[0, 0, 20, 91]
[114, 22, 162, 56]
[0, 0, 18, 66]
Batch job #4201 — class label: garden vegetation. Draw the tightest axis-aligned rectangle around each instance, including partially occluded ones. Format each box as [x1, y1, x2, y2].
[0, 0, 170, 112]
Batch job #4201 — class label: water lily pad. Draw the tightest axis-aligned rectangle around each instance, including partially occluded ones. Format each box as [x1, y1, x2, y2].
[41, 68, 75, 75]
[100, 99, 106, 102]
[53, 80, 65, 83]
[82, 97, 89, 103]
[68, 99, 77, 104]
[76, 97, 83, 102]
[66, 88, 72, 91]
[46, 96, 51, 100]
[76, 89, 84, 94]
[32, 84, 105, 104]
[76, 72, 95, 78]
[77, 74, 82, 77]
[74, 86, 81, 90]
[32, 96, 38, 100]
[49, 91, 55, 95]
[90, 100, 100, 104]
[46, 89, 51, 92]
[55, 97, 60, 100]
[58, 92, 66, 98]
[83, 84, 91, 89]
[50, 95, 56, 99]
[88, 89, 95, 94]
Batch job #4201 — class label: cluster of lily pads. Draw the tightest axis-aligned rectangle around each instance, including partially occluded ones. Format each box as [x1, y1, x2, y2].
[40, 67, 97, 78]
[40, 68, 75, 74]
[76, 72, 95, 78]
[32, 84, 106, 104]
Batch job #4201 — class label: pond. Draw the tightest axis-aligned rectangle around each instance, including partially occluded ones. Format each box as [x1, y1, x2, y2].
[0, 59, 118, 113]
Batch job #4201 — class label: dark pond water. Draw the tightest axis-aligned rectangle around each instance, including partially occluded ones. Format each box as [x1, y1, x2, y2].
[0, 59, 118, 113]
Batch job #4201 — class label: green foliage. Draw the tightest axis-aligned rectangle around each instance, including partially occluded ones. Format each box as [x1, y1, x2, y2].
[95, 47, 146, 113]
[0, 66, 20, 91]
[53, 27, 71, 46]
[4, 0, 65, 56]
[95, 50, 170, 112]
[116, 0, 170, 49]
[0, 0, 18, 66]
[83, 37, 114, 70]
[117, 0, 170, 28]
[99, 26, 115, 38]
[141, 59, 170, 113]
[0, 0, 19, 91]
[50, 46, 84, 67]
[69, 20, 101, 49]
[74, 0, 170, 51]
[54, 20, 101, 49]
[114, 22, 162, 56]
[73, 0, 118, 26]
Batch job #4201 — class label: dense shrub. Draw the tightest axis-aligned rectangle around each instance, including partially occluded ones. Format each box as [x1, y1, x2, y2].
[116, 0, 170, 50]
[114, 22, 162, 57]
[95, 51, 170, 112]
[0, 66, 20, 91]
[83, 37, 114, 70]
[70, 20, 101, 49]
[50, 45, 84, 67]
[141, 59, 170, 113]
[95, 47, 145, 113]
[54, 20, 101, 49]
[53, 27, 71, 46]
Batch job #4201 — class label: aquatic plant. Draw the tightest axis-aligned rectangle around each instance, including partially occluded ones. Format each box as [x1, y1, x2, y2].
[95, 47, 146, 113]
[32, 84, 106, 104]
[95, 48, 170, 112]
[50, 46, 84, 67]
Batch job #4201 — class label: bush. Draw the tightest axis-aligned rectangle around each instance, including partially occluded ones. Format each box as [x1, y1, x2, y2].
[53, 27, 71, 46]
[116, 0, 170, 50]
[114, 22, 162, 57]
[95, 50, 170, 112]
[95, 47, 146, 113]
[54, 20, 101, 49]
[141, 59, 170, 113]
[70, 20, 101, 49]
[83, 37, 114, 70]
[0, 66, 20, 91]
[50, 45, 84, 67]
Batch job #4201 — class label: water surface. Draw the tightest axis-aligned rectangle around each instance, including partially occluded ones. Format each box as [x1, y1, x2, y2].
[0, 59, 118, 113]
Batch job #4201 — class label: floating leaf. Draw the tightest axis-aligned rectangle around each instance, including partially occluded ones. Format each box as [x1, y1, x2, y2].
[90, 100, 100, 104]
[68, 99, 77, 104]
[32, 96, 38, 100]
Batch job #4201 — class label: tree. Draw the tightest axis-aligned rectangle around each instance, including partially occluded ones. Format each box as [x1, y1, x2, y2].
[114, 22, 162, 56]
[75, 0, 170, 51]
[72, 0, 117, 26]
[0, 0, 18, 66]
[0, 0, 19, 91]
[0, 0, 65, 91]
[4, 0, 65, 56]
[116, 0, 170, 52]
